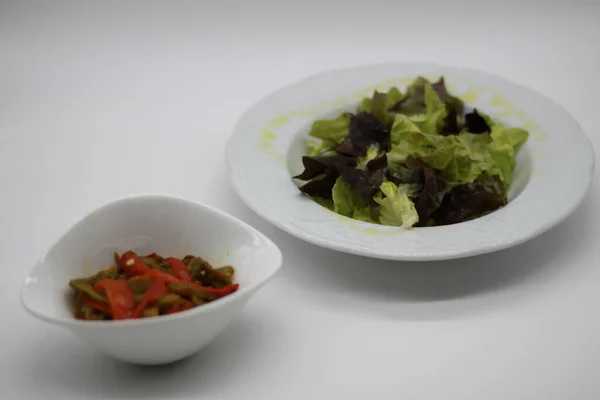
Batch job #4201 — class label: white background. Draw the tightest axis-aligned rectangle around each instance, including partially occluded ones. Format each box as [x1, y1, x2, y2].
[2, 1, 599, 399]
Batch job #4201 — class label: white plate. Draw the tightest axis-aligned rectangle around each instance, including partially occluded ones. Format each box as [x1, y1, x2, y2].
[226, 63, 594, 261]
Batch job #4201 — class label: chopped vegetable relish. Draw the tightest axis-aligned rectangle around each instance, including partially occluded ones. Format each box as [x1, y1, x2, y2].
[70, 251, 238, 320]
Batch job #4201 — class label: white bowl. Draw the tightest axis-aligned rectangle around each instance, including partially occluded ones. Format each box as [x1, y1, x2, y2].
[20, 195, 282, 365]
[226, 62, 594, 261]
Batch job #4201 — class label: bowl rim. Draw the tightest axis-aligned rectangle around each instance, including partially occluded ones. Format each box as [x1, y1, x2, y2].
[20, 194, 283, 327]
[225, 62, 595, 261]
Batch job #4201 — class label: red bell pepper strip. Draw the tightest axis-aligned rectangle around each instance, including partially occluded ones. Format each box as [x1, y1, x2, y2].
[94, 279, 135, 320]
[118, 251, 150, 277]
[139, 270, 239, 298]
[166, 257, 192, 282]
[164, 299, 194, 315]
[131, 279, 168, 318]
[82, 296, 113, 315]
[201, 283, 239, 298]
[139, 269, 181, 285]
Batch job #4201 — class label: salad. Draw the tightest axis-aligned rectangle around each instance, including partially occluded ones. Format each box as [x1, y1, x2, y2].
[293, 76, 529, 228]
[70, 251, 238, 320]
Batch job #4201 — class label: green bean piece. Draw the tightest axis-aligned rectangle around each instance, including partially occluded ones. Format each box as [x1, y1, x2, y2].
[127, 279, 153, 294]
[88, 266, 119, 284]
[69, 280, 108, 304]
[142, 307, 160, 318]
[204, 269, 234, 288]
[190, 295, 205, 306]
[201, 279, 225, 289]
[181, 255, 195, 265]
[168, 283, 218, 302]
[208, 267, 234, 287]
[157, 260, 172, 273]
[81, 304, 106, 320]
[73, 292, 85, 317]
[156, 294, 183, 308]
[74, 291, 85, 307]
[215, 266, 235, 277]
[187, 257, 215, 280]
[187, 258, 234, 287]
[138, 256, 160, 270]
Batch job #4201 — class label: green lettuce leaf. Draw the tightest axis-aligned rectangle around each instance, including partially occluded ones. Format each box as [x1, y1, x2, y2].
[388, 116, 496, 183]
[408, 82, 448, 135]
[390, 77, 464, 119]
[397, 183, 422, 199]
[331, 177, 377, 223]
[389, 117, 527, 185]
[358, 98, 370, 114]
[371, 92, 390, 125]
[406, 77, 429, 96]
[356, 145, 381, 170]
[352, 206, 378, 223]
[332, 177, 358, 216]
[442, 133, 495, 183]
[388, 87, 404, 105]
[358, 87, 404, 115]
[388, 82, 447, 138]
[488, 125, 529, 184]
[374, 182, 419, 228]
[388, 114, 442, 169]
[390, 114, 422, 146]
[307, 140, 336, 156]
[308, 113, 351, 142]
[491, 125, 528, 152]
[312, 196, 334, 210]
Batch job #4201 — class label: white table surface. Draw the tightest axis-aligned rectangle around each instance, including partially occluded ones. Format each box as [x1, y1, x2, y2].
[2, 1, 599, 399]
